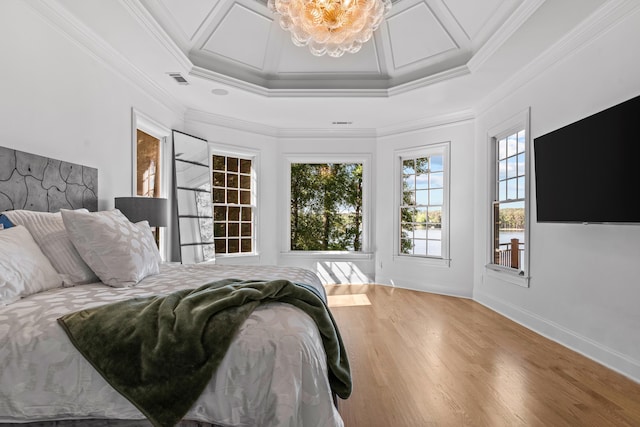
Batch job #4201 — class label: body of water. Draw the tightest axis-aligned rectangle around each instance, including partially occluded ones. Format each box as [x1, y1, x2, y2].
[499, 230, 525, 244]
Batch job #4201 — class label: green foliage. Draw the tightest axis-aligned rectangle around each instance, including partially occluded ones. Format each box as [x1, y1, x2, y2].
[290, 163, 363, 251]
[499, 207, 525, 230]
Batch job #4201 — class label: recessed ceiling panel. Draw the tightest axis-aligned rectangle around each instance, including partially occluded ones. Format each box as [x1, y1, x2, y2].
[202, 4, 272, 70]
[159, 0, 219, 40]
[276, 35, 381, 74]
[443, 0, 503, 39]
[387, 2, 457, 69]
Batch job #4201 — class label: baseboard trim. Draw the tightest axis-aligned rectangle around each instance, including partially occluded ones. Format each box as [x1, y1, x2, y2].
[474, 290, 640, 384]
[375, 274, 472, 299]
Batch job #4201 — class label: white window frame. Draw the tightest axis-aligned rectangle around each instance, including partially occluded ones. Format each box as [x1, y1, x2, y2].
[394, 142, 451, 267]
[209, 142, 259, 258]
[131, 108, 171, 260]
[282, 153, 372, 258]
[485, 107, 531, 287]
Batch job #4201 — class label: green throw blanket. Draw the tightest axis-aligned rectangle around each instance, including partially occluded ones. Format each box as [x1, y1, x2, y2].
[57, 278, 351, 427]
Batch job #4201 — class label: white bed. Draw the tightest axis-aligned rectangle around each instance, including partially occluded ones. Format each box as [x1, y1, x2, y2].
[0, 262, 343, 426]
[0, 147, 347, 426]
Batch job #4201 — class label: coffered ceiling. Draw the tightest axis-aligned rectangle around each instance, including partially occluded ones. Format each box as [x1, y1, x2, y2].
[38, 0, 613, 131]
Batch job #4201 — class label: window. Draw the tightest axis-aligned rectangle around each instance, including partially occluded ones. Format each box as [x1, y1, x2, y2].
[397, 143, 449, 261]
[285, 155, 370, 254]
[136, 130, 161, 197]
[132, 109, 170, 259]
[290, 163, 363, 251]
[212, 154, 255, 255]
[487, 108, 530, 285]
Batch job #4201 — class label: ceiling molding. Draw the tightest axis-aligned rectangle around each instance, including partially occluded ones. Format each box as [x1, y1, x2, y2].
[386, 1, 459, 70]
[377, 109, 475, 137]
[474, 0, 640, 117]
[388, 64, 470, 96]
[185, 109, 279, 137]
[467, 0, 545, 73]
[26, 0, 186, 116]
[191, 65, 392, 97]
[200, 2, 274, 71]
[120, 0, 193, 73]
[276, 128, 378, 139]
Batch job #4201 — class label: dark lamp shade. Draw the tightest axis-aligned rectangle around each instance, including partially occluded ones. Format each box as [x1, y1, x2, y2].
[115, 197, 168, 227]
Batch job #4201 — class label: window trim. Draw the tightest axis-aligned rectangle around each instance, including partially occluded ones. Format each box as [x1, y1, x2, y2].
[393, 142, 451, 266]
[485, 107, 531, 287]
[131, 108, 171, 260]
[282, 153, 372, 254]
[209, 141, 259, 258]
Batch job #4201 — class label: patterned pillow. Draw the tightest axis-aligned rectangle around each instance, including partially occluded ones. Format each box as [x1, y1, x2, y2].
[60, 209, 161, 287]
[0, 214, 14, 229]
[3, 210, 98, 286]
[0, 225, 63, 305]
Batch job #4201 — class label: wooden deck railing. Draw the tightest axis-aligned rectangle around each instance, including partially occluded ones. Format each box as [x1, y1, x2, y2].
[495, 238, 524, 269]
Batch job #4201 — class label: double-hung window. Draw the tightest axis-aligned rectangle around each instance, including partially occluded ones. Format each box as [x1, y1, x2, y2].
[211, 153, 255, 256]
[487, 108, 531, 286]
[397, 143, 450, 263]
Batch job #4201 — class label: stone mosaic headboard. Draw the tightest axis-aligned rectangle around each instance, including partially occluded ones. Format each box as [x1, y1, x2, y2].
[0, 146, 97, 213]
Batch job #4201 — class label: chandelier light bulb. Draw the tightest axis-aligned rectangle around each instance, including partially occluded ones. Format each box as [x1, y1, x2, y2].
[268, 0, 392, 57]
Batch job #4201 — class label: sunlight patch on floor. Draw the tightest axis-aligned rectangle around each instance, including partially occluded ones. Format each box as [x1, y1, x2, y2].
[327, 294, 372, 307]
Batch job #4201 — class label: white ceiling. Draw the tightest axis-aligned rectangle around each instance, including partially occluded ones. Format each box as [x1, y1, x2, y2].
[44, 0, 609, 132]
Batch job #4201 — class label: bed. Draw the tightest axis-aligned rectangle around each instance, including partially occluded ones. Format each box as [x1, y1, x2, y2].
[0, 147, 349, 427]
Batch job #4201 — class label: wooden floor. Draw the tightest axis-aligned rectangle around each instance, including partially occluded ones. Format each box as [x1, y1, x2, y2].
[325, 284, 640, 427]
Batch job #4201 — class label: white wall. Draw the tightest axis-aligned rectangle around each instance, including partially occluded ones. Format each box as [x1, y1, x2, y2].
[0, 1, 183, 211]
[376, 121, 476, 297]
[473, 9, 640, 382]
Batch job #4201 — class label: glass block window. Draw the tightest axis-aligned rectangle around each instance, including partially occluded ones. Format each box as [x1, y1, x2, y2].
[212, 155, 254, 255]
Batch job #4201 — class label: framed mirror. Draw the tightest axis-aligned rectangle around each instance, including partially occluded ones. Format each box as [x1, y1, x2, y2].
[172, 130, 215, 264]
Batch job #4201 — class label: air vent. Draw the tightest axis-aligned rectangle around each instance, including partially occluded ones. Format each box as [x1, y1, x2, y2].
[332, 121, 353, 125]
[167, 72, 189, 85]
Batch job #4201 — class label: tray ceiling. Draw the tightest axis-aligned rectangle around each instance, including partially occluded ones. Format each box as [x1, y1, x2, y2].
[31, 0, 615, 130]
[139, 0, 525, 93]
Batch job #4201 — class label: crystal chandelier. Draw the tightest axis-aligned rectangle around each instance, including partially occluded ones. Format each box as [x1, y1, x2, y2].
[267, 0, 392, 57]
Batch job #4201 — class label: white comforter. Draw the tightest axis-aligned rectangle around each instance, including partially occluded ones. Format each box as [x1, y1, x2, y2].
[0, 263, 343, 427]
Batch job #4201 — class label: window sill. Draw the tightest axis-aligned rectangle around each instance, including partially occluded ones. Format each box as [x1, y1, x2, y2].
[281, 251, 374, 261]
[393, 255, 450, 268]
[215, 253, 260, 260]
[485, 264, 530, 287]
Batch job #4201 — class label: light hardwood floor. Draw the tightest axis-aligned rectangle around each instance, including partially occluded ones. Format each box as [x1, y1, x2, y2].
[325, 284, 640, 427]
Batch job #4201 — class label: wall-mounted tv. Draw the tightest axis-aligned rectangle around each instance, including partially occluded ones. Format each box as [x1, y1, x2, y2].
[533, 94, 640, 224]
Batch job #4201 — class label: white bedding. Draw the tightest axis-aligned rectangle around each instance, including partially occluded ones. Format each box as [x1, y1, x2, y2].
[0, 263, 343, 427]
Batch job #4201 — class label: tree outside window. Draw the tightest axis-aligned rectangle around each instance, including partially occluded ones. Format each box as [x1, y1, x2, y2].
[290, 163, 363, 251]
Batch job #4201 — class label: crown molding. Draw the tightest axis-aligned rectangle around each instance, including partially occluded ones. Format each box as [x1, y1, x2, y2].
[25, 0, 186, 117]
[119, 0, 193, 73]
[186, 108, 379, 139]
[276, 128, 378, 139]
[474, 0, 640, 116]
[377, 109, 475, 137]
[388, 64, 470, 96]
[185, 109, 278, 137]
[190, 65, 392, 97]
[467, 0, 546, 73]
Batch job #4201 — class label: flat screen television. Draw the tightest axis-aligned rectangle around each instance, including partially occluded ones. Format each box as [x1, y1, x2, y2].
[533, 94, 640, 224]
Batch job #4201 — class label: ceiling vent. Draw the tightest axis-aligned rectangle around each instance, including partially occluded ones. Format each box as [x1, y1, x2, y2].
[167, 72, 189, 85]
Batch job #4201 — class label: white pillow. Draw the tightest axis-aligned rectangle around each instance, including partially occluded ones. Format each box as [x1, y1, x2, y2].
[60, 209, 161, 287]
[0, 225, 64, 305]
[3, 209, 98, 286]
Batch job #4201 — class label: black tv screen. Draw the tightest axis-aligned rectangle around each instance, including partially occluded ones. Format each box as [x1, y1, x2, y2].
[533, 94, 640, 224]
